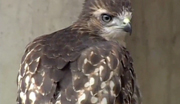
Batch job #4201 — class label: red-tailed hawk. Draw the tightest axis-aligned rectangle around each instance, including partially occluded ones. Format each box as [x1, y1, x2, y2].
[17, 0, 141, 104]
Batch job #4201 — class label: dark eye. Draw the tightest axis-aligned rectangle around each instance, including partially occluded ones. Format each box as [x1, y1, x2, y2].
[101, 14, 113, 23]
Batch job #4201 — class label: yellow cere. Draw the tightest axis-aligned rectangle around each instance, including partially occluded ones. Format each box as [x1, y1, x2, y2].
[123, 18, 130, 24]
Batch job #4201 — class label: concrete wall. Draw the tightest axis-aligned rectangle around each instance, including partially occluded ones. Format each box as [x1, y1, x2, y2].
[0, 0, 180, 104]
[127, 0, 180, 104]
[0, 0, 82, 103]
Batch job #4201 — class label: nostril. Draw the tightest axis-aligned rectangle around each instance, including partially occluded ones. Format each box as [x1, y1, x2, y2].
[123, 22, 127, 25]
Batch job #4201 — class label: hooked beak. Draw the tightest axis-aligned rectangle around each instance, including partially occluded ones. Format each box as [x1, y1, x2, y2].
[123, 23, 132, 35]
[122, 18, 132, 35]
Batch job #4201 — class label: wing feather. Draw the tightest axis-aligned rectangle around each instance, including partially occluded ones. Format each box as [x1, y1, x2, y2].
[67, 42, 140, 104]
[17, 33, 141, 104]
[17, 34, 72, 104]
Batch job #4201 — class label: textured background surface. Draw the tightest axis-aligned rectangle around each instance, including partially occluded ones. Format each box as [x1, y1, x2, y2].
[0, 0, 180, 104]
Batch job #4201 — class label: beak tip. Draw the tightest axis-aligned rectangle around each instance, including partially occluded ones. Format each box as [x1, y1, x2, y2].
[123, 24, 132, 35]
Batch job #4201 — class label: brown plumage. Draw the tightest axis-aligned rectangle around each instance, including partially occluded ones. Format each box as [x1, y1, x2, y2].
[16, 0, 141, 104]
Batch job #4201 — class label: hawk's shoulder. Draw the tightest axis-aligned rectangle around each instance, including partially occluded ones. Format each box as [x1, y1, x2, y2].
[66, 41, 139, 104]
[17, 28, 140, 104]
[16, 28, 106, 103]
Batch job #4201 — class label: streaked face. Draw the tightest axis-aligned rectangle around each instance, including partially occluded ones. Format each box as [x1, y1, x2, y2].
[92, 8, 132, 39]
[78, 0, 132, 40]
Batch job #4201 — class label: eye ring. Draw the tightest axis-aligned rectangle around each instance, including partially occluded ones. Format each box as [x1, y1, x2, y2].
[101, 14, 113, 23]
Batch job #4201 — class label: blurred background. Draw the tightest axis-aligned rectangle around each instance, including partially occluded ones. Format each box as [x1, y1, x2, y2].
[0, 0, 180, 104]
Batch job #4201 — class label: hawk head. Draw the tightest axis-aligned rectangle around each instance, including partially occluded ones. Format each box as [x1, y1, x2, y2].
[74, 0, 132, 40]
